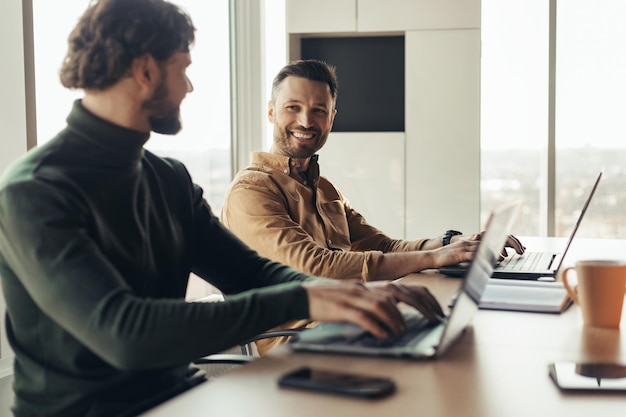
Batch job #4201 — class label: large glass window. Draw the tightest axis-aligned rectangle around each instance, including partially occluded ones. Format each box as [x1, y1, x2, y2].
[480, 0, 549, 236]
[264, 0, 287, 150]
[481, 0, 626, 238]
[31, 1, 85, 143]
[555, 0, 626, 238]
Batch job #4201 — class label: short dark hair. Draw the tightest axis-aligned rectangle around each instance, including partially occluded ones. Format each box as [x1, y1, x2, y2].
[59, 0, 196, 90]
[271, 59, 338, 103]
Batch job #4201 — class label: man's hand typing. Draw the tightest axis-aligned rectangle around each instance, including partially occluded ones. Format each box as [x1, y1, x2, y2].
[303, 280, 444, 340]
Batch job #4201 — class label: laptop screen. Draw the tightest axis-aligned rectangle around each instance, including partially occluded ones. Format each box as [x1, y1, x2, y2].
[551, 170, 603, 272]
[436, 201, 520, 356]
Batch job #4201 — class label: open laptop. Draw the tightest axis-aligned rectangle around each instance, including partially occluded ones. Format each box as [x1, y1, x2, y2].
[288, 201, 520, 360]
[439, 170, 603, 280]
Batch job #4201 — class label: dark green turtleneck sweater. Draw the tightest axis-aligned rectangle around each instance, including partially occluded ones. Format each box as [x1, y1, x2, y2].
[0, 100, 312, 417]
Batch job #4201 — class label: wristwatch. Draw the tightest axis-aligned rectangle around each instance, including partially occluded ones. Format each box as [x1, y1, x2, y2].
[442, 230, 463, 246]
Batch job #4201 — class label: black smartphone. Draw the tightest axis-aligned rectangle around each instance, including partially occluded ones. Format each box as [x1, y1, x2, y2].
[549, 361, 626, 392]
[278, 367, 396, 399]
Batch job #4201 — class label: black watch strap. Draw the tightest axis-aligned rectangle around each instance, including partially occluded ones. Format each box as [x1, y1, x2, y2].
[442, 230, 462, 246]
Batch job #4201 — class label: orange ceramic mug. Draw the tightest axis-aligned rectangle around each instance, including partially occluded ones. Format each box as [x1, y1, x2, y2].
[561, 260, 626, 328]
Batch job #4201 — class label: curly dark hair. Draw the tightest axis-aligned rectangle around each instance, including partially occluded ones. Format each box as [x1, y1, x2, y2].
[271, 59, 339, 103]
[59, 0, 196, 90]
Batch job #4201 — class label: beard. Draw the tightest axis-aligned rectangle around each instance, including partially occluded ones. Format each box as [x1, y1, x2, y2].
[142, 76, 182, 135]
[273, 125, 327, 159]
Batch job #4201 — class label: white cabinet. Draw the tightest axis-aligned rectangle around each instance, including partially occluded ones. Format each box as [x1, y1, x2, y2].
[358, 0, 480, 31]
[318, 133, 406, 238]
[285, 0, 356, 33]
[286, 0, 479, 34]
[405, 29, 481, 237]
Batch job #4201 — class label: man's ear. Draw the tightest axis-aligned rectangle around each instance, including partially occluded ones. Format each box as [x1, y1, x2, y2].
[131, 54, 160, 92]
[267, 100, 275, 122]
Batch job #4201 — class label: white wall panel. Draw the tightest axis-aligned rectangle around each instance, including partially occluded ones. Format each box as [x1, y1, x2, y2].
[405, 29, 481, 238]
[0, 0, 28, 365]
[286, 0, 356, 33]
[318, 132, 406, 239]
[358, 0, 480, 31]
[0, 1, 28, 174]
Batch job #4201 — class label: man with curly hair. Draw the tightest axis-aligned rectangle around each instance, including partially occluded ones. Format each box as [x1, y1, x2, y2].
[0, 1, 445, 416]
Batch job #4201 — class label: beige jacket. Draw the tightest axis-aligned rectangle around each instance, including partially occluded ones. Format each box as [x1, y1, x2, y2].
[221, 152, 429, 354]
[221, 152, 428, 281]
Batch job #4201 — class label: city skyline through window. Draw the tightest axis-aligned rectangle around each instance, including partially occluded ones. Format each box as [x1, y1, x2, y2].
[481, 0, 626, 238]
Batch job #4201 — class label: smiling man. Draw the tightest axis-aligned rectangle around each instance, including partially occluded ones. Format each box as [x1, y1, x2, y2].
[221, 60, 525, 354]
[269, 71, 334, 167]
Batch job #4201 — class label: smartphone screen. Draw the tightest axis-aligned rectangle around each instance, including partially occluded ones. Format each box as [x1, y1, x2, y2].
[549, 362, 626, 391]
[278, 367, 396, 399]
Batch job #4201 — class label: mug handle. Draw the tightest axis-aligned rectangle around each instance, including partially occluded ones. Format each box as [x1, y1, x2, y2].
[561, 266, 580, 305]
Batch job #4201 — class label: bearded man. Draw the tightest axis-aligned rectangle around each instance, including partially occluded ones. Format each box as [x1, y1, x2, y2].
[221, 59, 525, 354]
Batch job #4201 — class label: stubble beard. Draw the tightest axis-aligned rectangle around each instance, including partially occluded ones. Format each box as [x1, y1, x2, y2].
[143, 76, 183, 135]
[274, 126, 326, 159]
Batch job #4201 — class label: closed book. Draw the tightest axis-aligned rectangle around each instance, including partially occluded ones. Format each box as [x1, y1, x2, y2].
[478, 278, 572, 313]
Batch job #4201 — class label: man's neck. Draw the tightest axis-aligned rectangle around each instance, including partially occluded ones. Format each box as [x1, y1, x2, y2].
[293, 157, 311, 172]
[81, 81, 150, 133]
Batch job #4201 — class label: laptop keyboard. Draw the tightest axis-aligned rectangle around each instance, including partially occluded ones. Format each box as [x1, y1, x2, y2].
[497, 251, 554, 272]
[354, 310, 437, 348]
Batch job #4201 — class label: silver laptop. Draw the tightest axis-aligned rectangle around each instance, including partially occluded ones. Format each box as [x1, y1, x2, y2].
[289, 201, 520, 360]
[440, 170, 602, 280]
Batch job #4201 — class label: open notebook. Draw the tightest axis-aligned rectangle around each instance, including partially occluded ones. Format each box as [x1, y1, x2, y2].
[440, 170, 602, 280]
[289, 201, 520, 360]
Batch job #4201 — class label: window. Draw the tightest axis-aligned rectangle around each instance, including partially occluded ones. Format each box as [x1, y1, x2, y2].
[264, 0, 287, 150]
[555, 0, 626, 238]
[31, 1, 85, 144]
[481, 0, 626, 238]
[480, 0, 548, 236]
